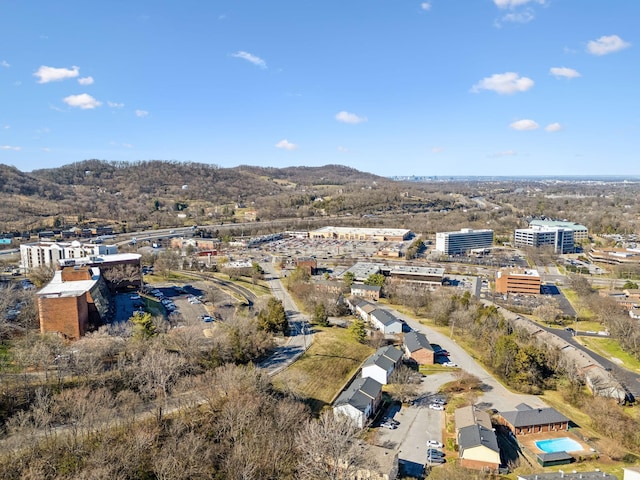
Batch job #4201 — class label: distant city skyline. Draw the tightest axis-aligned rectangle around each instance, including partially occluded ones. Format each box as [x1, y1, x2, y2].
[1, 0, 638, 176]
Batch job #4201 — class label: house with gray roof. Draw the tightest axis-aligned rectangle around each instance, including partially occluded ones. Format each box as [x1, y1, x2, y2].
[402, 331, 434, 365]
[351, 283, 381, 301]
[333, 377, 383, 428]
[457, 420, 501, 471]
[369, 309, 403, 335]
[497, 403, 570, 435]
[455, 405, 492, 431]
[362, 346, 403, 385]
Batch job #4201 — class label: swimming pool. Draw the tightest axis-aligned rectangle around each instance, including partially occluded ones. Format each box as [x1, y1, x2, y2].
[535, 437, 583, 453]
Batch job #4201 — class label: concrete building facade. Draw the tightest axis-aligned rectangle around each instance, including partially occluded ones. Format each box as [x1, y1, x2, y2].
[20, 241, 117, 272]
[528, 219, 588, 243]
[435, 228, 494, 255]
[514, 226, 574, 254]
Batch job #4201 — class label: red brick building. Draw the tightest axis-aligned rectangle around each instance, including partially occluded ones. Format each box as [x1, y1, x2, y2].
[37, 266, 111, 340]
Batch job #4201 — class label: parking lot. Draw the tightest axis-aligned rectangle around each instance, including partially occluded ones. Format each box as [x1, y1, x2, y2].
[373, 372, 456, 478]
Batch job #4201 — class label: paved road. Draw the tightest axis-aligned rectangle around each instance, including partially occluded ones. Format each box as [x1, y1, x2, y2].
[386, 307, 548, 412]
[258, 261, 312, 374]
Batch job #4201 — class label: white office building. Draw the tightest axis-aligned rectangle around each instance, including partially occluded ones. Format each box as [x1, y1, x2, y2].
[528, 219, 588, 242]
[435, 228, 494, 255]
[514, 226, 574, 254]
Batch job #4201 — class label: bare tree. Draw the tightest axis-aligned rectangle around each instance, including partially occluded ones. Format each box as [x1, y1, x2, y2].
[296, 411, 372, 480]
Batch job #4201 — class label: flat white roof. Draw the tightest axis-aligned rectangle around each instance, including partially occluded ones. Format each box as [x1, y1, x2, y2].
[497, 268, 540, 278]
[388, 265, 445, 276]
[37, 268, 101, 298]
[312, 226, 411, 236]
[59, 253, 141, 267]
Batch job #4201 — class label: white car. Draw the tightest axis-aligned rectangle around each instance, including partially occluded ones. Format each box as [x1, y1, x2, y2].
[429, 403, 445, 411]
[427, 440, 444, 448]
[443, 361, 458, 367]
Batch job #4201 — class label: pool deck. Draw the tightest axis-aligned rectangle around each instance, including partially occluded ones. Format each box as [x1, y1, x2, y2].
[518, 430, 595, 458]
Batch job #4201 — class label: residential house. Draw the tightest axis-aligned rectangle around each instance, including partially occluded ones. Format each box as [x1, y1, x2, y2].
[351, 284, 381, 301]
[351, 298, 378, 323]
[455, 406, 501, 471]
[333, 377, 383, 428]
[497, 403, 570, 435]
[369, 309, 403, 335]
[402, 331, 435, 365]
[362, 346, 403, 385]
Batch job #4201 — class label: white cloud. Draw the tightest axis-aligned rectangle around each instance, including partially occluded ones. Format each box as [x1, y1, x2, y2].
[545, 122, 563, 132]
[335, 111, 367, 124]
[0, 145, 21, 151]
[510, 119, 539, 130]
[587, 35, 631, 56]
[498, 9, 534, 24]
[420, 2, 431, 11]
[78, 76, 94, 85]
[41, 147, 51, 152]
[34, 65, 80, 83]
[491, 150, 518, 157]
[493, 0, 544, 8]
[337, 146, 349, 152]
[232, 51, 267, 68]
[550, 67, 581, 79]
[2, 124, 9, 129]
[431, 147, 444, 154]
[63, 93, 102, 109]
[1, 60, 9, 68]
[471, 72, 534, 94]
[107, 101, 125, 108]
[135, 110, 149, 118]
[275, 139, 298, 150]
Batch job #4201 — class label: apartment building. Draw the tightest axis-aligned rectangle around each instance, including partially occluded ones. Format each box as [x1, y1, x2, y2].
[435, 228, 494, 255]
[20, 240, 117, 271]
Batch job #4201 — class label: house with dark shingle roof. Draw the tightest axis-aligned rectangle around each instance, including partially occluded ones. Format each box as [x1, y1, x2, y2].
[497, 403, 570, 435]
[455, 406, 501, 472]
[333, 377, 383, 428]
[362, 346, 403, 385]
[369, 309, 403, 335]
[402, 331, 434, 365]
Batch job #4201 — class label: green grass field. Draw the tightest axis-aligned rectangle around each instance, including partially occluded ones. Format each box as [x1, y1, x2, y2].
[575, 336, 640, 374]
[272, 326, 373, 414]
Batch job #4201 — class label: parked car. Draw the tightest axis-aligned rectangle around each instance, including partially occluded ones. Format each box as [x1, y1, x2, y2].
[427, 440, 444, 448]
[380, 421, 397, 430]
[427, 449, 445, 458]
[429, 404, 445, 411]
[443, 362, 458, 368]
[426, 456, 446, 464]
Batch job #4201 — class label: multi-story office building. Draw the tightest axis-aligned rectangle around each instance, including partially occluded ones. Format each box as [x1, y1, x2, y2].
[435, 228, 494, 255]
[528, 219, 588, 243]
[495, 268, 541, 295]
[513, 226, 574, 254]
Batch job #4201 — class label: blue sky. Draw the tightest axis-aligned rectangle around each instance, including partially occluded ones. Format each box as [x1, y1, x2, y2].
[1, 0, 638, 176]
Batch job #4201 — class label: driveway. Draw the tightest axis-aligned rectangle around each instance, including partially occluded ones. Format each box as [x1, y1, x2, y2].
[374, 373, 455, 478]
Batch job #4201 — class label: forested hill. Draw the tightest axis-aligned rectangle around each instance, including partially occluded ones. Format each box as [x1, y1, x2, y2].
[0, 160, 402, 232]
